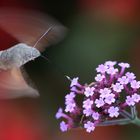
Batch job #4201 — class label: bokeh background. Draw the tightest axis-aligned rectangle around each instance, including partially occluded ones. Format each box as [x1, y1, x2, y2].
[0, 0, 140, 140]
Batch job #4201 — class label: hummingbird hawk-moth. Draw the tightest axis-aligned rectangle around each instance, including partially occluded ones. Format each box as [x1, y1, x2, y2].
[0, 8, 66, 99]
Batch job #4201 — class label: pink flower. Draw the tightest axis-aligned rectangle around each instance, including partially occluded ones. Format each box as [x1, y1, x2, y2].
[132, 93, 140, 103]
[126, 96, 135, 106]
[118, 76, 129, 85]
[99, 88, 111, 98]
[65, 92, 75, 105]
[65, 92, 75, 99]
[95, 74, 105, 82]
[56, 108, 63, 119]
[92, 112, 100, 120]
[108, 106, 119, 118]
[96, 64, 107, 73]
[70, 77, 79, 87]
[60, 121, 68, 132]
[125, 72, 136, 81]
[84, 87, 95, 97]
[83, 99, 93, 109]
[105, 61, 117, 67]
[84, 121, 95, 133]
[130, 80, 140, 89]
[104, 94, 115, 105]
[106, 67, 118, 75]
[83, 108, 93, 117]
[118, 62, 130, 68]
[65, 102, 76, 112]
[95, 98, 105, 108]
[112, 83, 124, 92]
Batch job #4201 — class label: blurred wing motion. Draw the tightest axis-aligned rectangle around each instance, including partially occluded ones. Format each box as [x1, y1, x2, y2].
[0, 7, 66, 52]
[0, 7, 66, 99]
[0, 68, 39, 99]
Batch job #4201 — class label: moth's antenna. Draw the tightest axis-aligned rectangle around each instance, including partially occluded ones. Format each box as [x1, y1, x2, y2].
[33, 26, 53, 48]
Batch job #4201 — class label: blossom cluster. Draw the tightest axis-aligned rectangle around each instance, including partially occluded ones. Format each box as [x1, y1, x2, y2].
[56, 61, 140, 133]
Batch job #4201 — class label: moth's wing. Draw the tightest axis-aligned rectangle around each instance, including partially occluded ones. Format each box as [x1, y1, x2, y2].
[0, 7, 66, 52]
[0, 68, 39, 99]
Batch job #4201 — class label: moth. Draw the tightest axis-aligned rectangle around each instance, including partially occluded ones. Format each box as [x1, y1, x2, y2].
[0, 8, 66, 99]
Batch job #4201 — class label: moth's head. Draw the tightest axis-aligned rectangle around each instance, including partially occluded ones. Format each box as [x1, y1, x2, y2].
[14, 43, 41, 65]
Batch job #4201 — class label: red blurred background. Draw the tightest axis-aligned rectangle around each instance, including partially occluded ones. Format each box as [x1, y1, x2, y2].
[0, 0, 139, 140]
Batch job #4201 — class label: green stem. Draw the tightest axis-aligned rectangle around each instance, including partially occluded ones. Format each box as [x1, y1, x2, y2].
[131, 117, 140, 126]
[98, 119, 131, 126]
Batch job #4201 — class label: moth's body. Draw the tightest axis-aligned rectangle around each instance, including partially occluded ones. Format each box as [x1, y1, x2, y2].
[0, 43, 40, 70]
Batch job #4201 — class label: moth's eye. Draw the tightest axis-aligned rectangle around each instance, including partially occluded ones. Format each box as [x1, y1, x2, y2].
[31, 49, 40, 58]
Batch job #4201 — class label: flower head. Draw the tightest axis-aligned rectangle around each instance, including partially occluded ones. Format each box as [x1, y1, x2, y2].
[56, 61, 140, 133]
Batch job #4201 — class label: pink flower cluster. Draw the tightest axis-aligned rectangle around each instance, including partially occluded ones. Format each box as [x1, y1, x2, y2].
[56, 61, 140, 133]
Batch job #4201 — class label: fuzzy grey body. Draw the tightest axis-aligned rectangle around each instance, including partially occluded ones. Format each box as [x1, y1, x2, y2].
[0, 43, 41, 70]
